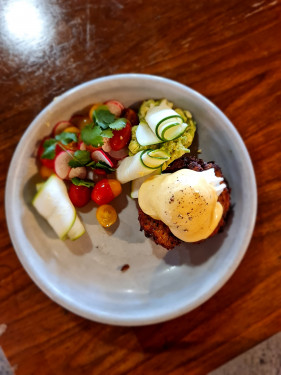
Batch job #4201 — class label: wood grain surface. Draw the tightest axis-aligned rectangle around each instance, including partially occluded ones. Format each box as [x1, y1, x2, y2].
[1, 0, 281, 374]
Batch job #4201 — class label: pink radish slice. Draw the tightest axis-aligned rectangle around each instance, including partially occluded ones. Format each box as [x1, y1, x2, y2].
[54, 151, 73, 179]
[87, 170, 94, 180]
[108, 147, 128, 160]
[68, 167, 87, 179]
[91, 149, 114, 167]
[101, 138, 112, 153]
[104, 100, 124, 117]
[53, 121, 72, 136]
[78, 141, 87, 151]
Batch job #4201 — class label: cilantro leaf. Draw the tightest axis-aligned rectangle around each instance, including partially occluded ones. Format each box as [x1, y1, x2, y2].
[101, 128, 113, 138]
[86, 160, 115, 173]
[68, 150, 91, 167]
[109, 118, 127, 130]
[81, 124, 104, 147]
[86, 161, 96, 168]
[93, 106, 116, 129]
[55, 132, 77, 145]
[41, 139, 57, 159]
[95, 161, 115, 173]
[71, 178, 95, 188]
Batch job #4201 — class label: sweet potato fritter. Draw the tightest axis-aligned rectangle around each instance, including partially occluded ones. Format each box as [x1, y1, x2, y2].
[138, 155, 231, 250]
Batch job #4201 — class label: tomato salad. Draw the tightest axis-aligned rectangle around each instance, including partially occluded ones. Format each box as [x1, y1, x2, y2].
[36, 100, 137, 229]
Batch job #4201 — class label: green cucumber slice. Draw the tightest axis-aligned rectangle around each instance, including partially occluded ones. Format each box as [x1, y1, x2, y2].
[116, 150, 169, 184]
[32, 174, 76, 240]
[140, 150, 170, 169]
[145, 104, 188, 141]
[35, 182, 45, 192]
[136, 121, 163, 146]
[68, 215, 85, 240]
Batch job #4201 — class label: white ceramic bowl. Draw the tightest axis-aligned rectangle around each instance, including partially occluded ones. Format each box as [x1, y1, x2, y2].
[5, 74, 257, 325]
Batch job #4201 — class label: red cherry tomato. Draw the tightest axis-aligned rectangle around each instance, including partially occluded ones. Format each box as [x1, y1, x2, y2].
[91, 178, 122, 205]
[37, 137, 61, 169]
[123, 108, 139, 125]
[68, 183, 91, 207]
[109, 122, 131, 151]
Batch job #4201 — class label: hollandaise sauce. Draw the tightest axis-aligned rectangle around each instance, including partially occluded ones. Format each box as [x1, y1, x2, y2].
[138, 169, 225, 242]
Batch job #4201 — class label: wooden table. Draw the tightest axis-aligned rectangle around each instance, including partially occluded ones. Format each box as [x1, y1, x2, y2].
[1, 0, 281, 374]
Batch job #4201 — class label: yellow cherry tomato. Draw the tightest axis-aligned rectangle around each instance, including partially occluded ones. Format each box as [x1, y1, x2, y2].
[89, 103, 103, 120]
[108, 179, 122, 198]
[63, 126, 80, 134]
[96, 204, 117, 228]
[78, 117, 92, 130]
[39, 165, 54, 179]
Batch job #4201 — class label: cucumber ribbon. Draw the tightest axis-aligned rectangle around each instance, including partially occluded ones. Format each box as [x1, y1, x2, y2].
[116, 149, 170, 184]
[136, 103, 188, 146]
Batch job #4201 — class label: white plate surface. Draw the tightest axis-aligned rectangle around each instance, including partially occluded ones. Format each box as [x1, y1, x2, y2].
[5, 74, 257, 325]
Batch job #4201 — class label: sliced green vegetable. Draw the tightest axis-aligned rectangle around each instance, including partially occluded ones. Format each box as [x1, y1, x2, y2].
[140, 149, 170, 169]
[67, 215, 85, 240]
[32, 175, 76, 240]
[145, 104, 187, 141]
[136, 121, 163, 146]
[116, 150, 170, 184]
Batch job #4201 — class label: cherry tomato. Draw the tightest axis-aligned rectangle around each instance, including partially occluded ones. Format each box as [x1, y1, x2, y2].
[91, 178, 122, 205]
[68, 183, 91, 207]
[89, 103, 103, 120]
[109, 122, 131, 151]
[123, 108, 139, 125]
[37, 137, 61, 169]
[39, 165, 54, 179]
[69, 114, 84, 127]
[96, 204, 117, 227]
[78, 117, 92, 130]
[63, 126, 80, 134]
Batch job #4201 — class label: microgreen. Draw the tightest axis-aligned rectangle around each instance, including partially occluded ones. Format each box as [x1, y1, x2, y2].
[108, 118, 127, 130]
[68, 150, 91, 167]
[92, 106, 115, 129]
[41, 132, 78, 159]
[55, 132, 77, 145]
[71, 178, 95, 188]
[41, 139, 57, 159]
[81, 124, 104, 147]
[89, 161, 115, 173]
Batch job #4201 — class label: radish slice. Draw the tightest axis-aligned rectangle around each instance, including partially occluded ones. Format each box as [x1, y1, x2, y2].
[104, 100, 124, 117]
[54, 151, 73, 179]
[68, 167, 87, 179]
[78, 141, 87, 151]
[108, 147, 128, 160]
[91, 149, 114, 167]
[53, 121, 72, 136]
[87, 170, 94, 180]
[101, 138, 112, 153]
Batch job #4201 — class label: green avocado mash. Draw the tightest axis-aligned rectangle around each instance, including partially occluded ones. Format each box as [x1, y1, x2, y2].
[128, 99, 196, 170]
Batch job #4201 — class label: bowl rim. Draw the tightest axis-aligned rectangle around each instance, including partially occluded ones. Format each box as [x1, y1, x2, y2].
[5, 73, 257, 325]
